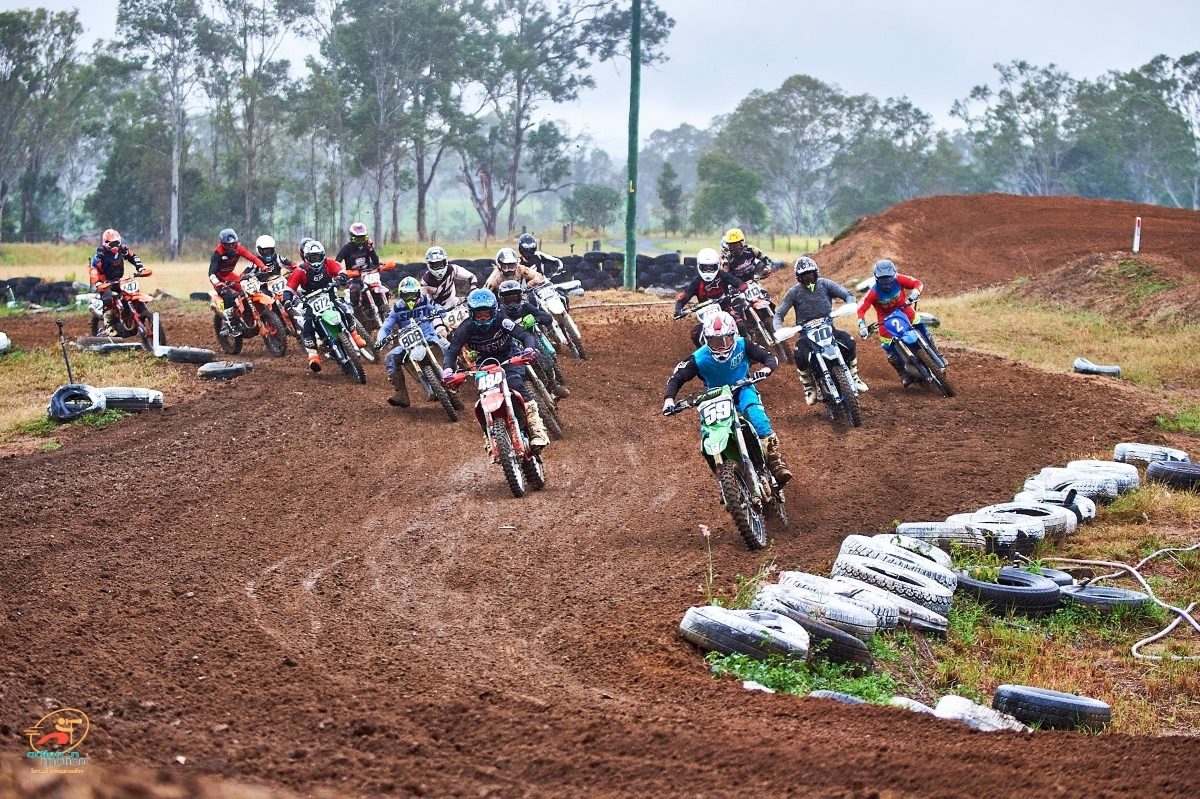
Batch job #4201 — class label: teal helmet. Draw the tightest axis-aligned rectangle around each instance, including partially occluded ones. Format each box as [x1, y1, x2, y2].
[466, 288, 498, 326]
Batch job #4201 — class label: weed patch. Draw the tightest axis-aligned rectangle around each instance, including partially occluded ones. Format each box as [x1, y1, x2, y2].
[707, 651, 897, 703]
[1155, 406, 1200, 435]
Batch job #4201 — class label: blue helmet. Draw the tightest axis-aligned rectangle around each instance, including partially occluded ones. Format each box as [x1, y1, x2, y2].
[466, 288, 498, 326]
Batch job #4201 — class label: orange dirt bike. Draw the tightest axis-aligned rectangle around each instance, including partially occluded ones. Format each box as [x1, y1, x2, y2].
[210, 273, 289, 357]
[89, 269, 165, 351]
[345, 261, 396, 338]
[445, 352, 546, 498]
[253, 267, 302, 340]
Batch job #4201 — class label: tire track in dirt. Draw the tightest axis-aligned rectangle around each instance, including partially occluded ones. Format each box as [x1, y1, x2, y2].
[1, 310, 1197, 797]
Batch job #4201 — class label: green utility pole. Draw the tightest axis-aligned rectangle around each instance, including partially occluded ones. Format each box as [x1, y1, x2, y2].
[623, 0, 641, 291]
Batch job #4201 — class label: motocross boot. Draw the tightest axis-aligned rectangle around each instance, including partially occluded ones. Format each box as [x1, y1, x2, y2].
[525, 399, 550, 449]
[797, 368, 817, 405]
[221, 307, 244, 337]
[887, 353, 913, 386]
[762, 434, 793, 488]
[554, 384, 571, 399]
[306, 348, 322, 372]
[387, 369, 411, 407]
[101, 310, 118, 337]
[849, 358, 869, 392]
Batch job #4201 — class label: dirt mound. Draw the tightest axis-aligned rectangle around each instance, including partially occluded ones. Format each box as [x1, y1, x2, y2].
[2, 309, 1197, 797]
[1017, 252, 1199, 323]
[813, 194, 1200, 295]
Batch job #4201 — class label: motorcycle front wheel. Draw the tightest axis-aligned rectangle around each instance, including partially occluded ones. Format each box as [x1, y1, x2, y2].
[260, 309, 288, 357]
[916, 347, 955, 397]
[421, 361, 459, 423]
[830, 363, 863, 427]
[337, 331, 367, 384]
[718, 461, 767, 550]
[493, 419, 527, 498]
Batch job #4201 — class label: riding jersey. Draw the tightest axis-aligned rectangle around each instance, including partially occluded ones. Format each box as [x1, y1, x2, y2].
[284, 258, 345, 302]
[663, 338, 778, 400]
[442, 314, 537, 372]
[484, 264, 548, 292]
[721, 244, 770, 281]
[377, 295, 441, 344]
[335, 239, 380, 271]
[674, 272, 747, 318]
[421, 265, 478, 308]
[773, 278, 854, 329]
[248, 254, 296, 280]
[90, 244, 144, 285]
[209, 244, 265, 287]
[857, 274, 923, 326]
[519, 250, 565, 280]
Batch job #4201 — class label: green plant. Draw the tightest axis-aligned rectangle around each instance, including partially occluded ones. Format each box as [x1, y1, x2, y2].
[700, 524, 715, 605]
[707, 651, 897, 703]
[39, 441, 61, 451]
[1155, 407, 1200, 434]
[727, 551, 776, 610]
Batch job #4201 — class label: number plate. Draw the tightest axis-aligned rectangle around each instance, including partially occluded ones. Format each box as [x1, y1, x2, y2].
[397, 326, 424, 349]
[698, 396, 734, 425]
[535, 285, 557, 302]
[123, 279, 139, 294]
[308, 293, 333, 313]
[444, 305, 468, 328]
[242, 276, 261, 294]
[267, 277, 286, 295]
[475, 369, 505, 392]
[805, 320, 834, 345]
[744, 283, 769, 302]
[363, 271, 381, 286]
[695, 304, 721, 325]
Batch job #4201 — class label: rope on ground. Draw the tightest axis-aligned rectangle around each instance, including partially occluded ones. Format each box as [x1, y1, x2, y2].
[1036, 544, 1200, 661]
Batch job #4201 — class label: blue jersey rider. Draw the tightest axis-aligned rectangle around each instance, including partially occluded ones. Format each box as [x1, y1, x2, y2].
[374, 276, 451, 407]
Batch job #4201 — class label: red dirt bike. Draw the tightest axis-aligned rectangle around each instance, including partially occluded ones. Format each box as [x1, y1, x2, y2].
[210, 273, 289, 357]
[345, 261, 397, 338]
[446, 353, 546, 498]
[90, 269, 166, 351]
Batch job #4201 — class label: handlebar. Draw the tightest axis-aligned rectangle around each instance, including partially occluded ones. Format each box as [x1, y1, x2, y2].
[865, 297, 918, 336]
[663, 375, 766, 416]
[443, 352, 537, 385]
[674, 299, 719, 320]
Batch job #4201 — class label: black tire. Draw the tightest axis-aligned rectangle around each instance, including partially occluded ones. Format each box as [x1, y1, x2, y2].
[808, 690, 867, 705]
[99, 387, 163, 412]
[114, 306, 137, 338]
[718, 461, 766, 550]
[259, 309, 288, 357]
[955, 567, 1060, 616]
[189, 291, 211, 301]
[527, 370, 563, 440]
[337, 332, 367, 384]
[48, 384, 106, 422]
[90, 315, 100, 336]
[213, 313, 243, 355]
[1013, 566, 1074, 587]
[1059, 584, 1151, 610]
[830, 363, 863, 427]
[197, 361, 253, 381]
[678, 606, 810, 661]
[521, 453, 546, 492]
[785, 612, 873, 671]
[351, 318, 377, 363]
[1146, 460, 1200, 491]
[164, 346, 216, 365]
[421, 361, 458, 423]
[562, 313, 586, 359]
[493, 419, 526, 498]
[992, 684, 1111, 731]
[916, 346, 954, 397]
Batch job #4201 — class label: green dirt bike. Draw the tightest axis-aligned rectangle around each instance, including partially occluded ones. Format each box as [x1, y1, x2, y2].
[664, 376, 786, 550]
[301, 286, 368, 384]
[516, 313, 568, 400]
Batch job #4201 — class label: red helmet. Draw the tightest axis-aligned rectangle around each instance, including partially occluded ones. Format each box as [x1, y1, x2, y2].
[349, 222, 368, 243]
[703, 311, 739, 362]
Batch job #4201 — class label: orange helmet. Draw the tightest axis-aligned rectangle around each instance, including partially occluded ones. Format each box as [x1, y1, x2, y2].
[102, 229, 122, 251]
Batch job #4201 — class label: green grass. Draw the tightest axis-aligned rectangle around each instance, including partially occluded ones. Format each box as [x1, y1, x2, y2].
[1156, 406, 1200, 435]
[1112, 258, 1181, 301]
[14, 408, 129, 438]
[707, 651, 897, 703]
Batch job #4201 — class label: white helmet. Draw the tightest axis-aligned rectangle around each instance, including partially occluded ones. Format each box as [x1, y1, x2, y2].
[302, 239, 326, 266]
[697, 247, 720, 282]
[425, 246, 448, 279]
[702, 310, 739, 362]
[496, 247, 519, 274]
[255, 235, 276, 259]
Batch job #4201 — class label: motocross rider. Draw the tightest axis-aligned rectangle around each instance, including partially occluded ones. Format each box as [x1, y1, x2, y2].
[662, 310, 792, 487]
[857, 259, 929, 386]
[89, 229, 146, 335]
[773, 256, 868, 405]
[209, 228, 265, 336]
[720, 228, 772, 282]
[516, 233, 566, 281]
[374, 276, 451, 408]
[497, 279, 566, 398]
[283, 240, 352, 372]
[441, 288, 551, 449]
[674, 247, 748, 347]
[420, 245, 478, 308]
[483, 247, 549, 293]
[335, 222, 381, 309]
[248, 235, 296, 279]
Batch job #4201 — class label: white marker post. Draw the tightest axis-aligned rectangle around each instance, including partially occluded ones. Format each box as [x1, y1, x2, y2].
[1133, 217, 1142, 254]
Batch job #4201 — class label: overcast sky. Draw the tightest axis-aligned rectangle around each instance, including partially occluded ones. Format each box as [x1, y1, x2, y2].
[17, 0, 1200, 153]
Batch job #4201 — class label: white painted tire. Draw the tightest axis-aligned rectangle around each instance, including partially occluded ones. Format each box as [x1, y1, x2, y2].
[1013, 490, 1097, 521]
[831, 554, 953, 616]
[778, 572, 899, 631]
[976, 502, 1076, 539]
[1028, 469, 1119, 502]
[678, 606, 810, 661]
[1065, 460, 1140, 492]
[890, 696, 935, 714]
[839, 534, 957, 591]
[872, 533, 953, 569]
[753, 584, 878, 642]
[1114, 442, 1189, 465]
[830, 576, 948, 634]
[895, 522, 985, 552]
[933, 695, 1030, 733]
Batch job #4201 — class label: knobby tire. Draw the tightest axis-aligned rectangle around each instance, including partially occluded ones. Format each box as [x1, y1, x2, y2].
[916, 347, 955, 397]
[260, 309, 288, 357]
[421, 361, 458, 423]
[718, 461, 767, 550]
[831, 363, 863, 427]
[337, 331, 367, 384]
[213, 313, 243, 355]
[493, 419, 526, 498]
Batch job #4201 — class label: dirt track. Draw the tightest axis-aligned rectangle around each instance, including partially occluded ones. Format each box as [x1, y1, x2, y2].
[2, 301, 1198, 798]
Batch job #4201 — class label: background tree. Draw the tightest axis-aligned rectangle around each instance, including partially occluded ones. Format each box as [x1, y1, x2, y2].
[562, 183, 620, 233]
[655, 160, 682, 234]
[690, 151, 766, 233]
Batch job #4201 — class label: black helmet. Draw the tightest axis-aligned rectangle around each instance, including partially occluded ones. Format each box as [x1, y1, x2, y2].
[794, 256, 819, 287]
[498, 279, 524, 313]
[517, 233, 537, 261]
[219, 228, 238, 252]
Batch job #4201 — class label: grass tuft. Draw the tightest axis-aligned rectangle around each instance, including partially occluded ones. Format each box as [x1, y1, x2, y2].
[1155, 406, 1200, 435]
[707, 651, 897, 703]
